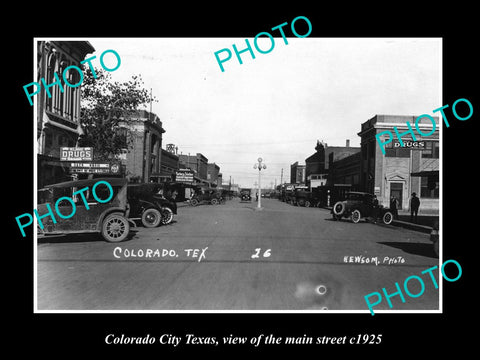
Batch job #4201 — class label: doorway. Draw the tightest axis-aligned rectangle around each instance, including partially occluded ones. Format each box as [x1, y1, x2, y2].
[390, 183, 403, 209]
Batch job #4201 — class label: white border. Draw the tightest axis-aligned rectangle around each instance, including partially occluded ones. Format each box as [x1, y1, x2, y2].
[33, 37, 443, 314]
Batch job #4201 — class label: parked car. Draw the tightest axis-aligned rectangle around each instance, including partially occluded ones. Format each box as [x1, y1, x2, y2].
[127, 183, 177, 227]
[331, 191, 394, 225]
[292, 188, 320, 207]
[36, 178, 131, 242]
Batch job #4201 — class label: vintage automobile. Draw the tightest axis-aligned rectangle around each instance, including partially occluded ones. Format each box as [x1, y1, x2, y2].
[36, 178, 131, 242]
[190, 187, 222, 206]
[127, 183, 177, 227]
[331, 191, 394, 225]
[292, 188, 320, 207]
[239, 188, 252, 202]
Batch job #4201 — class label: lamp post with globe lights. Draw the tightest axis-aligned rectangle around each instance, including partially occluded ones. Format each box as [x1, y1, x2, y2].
[253, 157, 266, 209]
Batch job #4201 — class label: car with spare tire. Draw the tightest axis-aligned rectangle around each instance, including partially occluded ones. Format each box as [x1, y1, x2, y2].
[36, 178, 131, 242]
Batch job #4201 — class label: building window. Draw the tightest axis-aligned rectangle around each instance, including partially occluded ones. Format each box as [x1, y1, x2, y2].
[420, 176, 439, 198]
[385, 142, 410, 158]
[422, 141, 439, 159]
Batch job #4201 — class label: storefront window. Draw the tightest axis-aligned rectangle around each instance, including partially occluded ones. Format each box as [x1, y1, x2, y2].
[420, 176, 439, 198]
[422, 141, 439, 158]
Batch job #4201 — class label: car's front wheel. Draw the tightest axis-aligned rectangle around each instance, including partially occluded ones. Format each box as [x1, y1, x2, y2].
[304, 200, 311, 208]
[142, 208, 162, 228]
[351, 209, 361, 223]
[190, 198, 199, 206]
[211, 198, 219, 205]
[102, 213, 130, 242]
[382, 211, 393, 225]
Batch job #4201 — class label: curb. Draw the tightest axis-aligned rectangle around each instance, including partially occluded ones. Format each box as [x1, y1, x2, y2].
[391, 220, 432, 233]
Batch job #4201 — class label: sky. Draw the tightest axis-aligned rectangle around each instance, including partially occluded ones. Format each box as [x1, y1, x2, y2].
[82, 37, 441, 188]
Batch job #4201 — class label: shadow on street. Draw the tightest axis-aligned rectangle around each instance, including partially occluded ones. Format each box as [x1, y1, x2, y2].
[37, 229, 139, 244]
[378, 241, 437, 259]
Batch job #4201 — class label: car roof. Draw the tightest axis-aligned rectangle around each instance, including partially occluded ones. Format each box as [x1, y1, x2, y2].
[41, 177, 127, 189]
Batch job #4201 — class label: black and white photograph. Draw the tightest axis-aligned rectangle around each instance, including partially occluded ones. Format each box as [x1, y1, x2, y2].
[9, 7, 476, 356]
[32, 37, 443, 313]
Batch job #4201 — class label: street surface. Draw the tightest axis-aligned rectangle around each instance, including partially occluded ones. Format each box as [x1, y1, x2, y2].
[37, 198, 440, 312]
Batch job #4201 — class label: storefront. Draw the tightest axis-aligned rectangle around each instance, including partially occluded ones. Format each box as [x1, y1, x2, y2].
[358, 115, 440, 213]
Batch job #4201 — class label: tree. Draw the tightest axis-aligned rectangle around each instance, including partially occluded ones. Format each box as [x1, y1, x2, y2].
[78, 68, 157, 160]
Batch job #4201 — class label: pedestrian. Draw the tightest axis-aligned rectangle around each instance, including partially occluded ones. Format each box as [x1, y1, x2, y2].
[256, 192, 259, 201]
[390, 195, 399, 220]
[372, 195, 379, 223]
[410, 192, 420, 223]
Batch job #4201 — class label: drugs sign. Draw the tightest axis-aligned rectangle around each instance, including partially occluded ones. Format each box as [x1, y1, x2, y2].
[61, 147, 93, 161]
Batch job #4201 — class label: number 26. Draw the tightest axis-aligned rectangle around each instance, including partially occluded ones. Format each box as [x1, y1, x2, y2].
[251, 248, 271, 259]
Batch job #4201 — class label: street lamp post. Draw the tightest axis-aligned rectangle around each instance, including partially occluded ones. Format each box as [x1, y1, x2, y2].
[253, 157, 266, 209]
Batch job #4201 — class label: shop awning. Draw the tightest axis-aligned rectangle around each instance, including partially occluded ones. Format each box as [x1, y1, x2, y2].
[410, 170, 439, 177]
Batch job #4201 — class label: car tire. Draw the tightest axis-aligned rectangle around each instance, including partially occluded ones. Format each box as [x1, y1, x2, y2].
[304, 200, 311, 208]
[211, 198, 219, 205]
[351, 209, 361, 223]
[141, 208, 162, 228]
[333, 202, 345, 215]
[161, 207, 174, 225]
[102, 213, 130, 242]
[191, 198, 199, 206]
[382, 211, 393, 225]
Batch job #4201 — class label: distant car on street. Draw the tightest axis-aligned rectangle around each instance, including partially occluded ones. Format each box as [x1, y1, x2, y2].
[239, 188, 252, 202]
[331, 191, 394, 225]
[190, 187, 223, 206]
[127, 183, 177, 227]
[37, 178, 131, 242]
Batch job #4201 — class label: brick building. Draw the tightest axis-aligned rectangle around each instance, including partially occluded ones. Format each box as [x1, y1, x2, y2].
[178, 153, 209, 183]
[290, 162, 306, 184]
[207, 163, 221, 186]
[159, 148, 179, 182]
[328, 151, 361, 190]
[305, 140, 360, 189]
[120, 110, 165, 183]
[36, 41, 95, 187]
[358, 115, 439, 212]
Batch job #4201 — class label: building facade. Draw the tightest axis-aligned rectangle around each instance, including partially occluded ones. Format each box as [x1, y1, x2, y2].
[328, 151, 361, 190]
[358, 115, 439, 212]
[207, 163, 221, 186]
[121, 110, 165, 183]
[159, 148, 179, 182]
[37, 41, 95, 187]
[305, 140, 360, 189]
[178, 153, 209, 181]
[290, 162, 306, 184]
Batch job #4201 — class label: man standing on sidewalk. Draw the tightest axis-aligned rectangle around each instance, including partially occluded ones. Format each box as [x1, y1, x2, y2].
[410, 192, 420, 223]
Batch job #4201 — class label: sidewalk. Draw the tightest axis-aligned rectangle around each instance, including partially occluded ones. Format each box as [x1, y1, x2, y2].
[391, 211, 439, 234]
